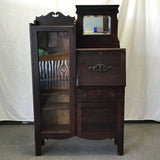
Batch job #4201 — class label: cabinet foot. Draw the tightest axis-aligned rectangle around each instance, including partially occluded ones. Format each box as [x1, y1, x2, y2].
[41, 139, 45, 146]
[35, 139, 42, 156]
[117, 137, 124, 155]
[114, 138, 117, 145]
[35, 147, 42, 156]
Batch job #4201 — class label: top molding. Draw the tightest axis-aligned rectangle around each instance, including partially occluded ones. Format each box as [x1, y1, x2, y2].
[34, 12, 75, 25]
[76, 5, 119, 15]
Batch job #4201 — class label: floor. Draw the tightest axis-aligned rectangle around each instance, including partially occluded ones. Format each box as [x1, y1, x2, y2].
[0, 122, 160, 160]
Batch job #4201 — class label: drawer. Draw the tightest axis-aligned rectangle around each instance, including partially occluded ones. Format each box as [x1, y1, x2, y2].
[76, 49, 125, 86]
[77, 88, 124, 101]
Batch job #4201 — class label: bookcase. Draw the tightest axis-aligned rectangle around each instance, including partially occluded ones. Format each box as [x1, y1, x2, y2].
[30, 5, 126, 156]
[30, 12, 76, 155]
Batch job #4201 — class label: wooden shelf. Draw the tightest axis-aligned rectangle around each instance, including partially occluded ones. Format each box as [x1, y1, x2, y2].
[39, 52, 68, 61]
[76, 48, 126, 51]
[41, 124, 70, 133]
[40, 88, 69, 95]
[40, 91, 69, 105]
[40, 78, 69, 81]
[40, 80, 69, 90]
[40, 89, 69, 95]
[40, 88, 69, 94]
[42, 103, 69, 110]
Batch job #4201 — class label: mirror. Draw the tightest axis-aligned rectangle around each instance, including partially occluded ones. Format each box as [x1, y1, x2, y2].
[83, 15, 111, 35]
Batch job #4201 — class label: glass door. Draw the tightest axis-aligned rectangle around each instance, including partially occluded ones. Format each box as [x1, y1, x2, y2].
[37, 30, 72, 134]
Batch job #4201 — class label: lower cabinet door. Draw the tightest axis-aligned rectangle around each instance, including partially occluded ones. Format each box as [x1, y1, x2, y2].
[77, 101, 120, 139]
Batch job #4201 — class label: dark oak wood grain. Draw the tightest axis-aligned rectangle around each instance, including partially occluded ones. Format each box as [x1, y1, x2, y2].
[76, 5, 120, 48]
[76, 49, 126, 86]
[75, 5, 125, 156]
[35, 12, 75, 25]
[30, 6, 125, 156]
[30, 13, 76, 155]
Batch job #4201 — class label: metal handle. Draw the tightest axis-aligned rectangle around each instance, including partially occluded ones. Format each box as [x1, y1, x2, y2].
[88, 63, 112, 72]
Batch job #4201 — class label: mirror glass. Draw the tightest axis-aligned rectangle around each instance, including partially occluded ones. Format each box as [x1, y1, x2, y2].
[83, 15, 111, 35]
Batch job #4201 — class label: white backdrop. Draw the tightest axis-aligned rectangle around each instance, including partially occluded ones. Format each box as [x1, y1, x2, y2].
[0, 0, 160, 121]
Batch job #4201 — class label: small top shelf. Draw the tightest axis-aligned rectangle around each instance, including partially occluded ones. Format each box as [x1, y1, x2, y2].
[39, 52, 68, 61]
[76, 48, 126, 51]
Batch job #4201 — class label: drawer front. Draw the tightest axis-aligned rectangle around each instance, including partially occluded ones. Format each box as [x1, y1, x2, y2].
[76, 50, 125, 86]
[77, 88, 124, 101]
[77, 101, 121, 139]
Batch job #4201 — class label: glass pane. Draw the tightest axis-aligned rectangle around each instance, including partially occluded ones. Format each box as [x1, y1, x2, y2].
[41, 108, 70, 133]
[37, 31, 69, 89]
[83, 15, 111, 35]
[37, 31, 70, 133]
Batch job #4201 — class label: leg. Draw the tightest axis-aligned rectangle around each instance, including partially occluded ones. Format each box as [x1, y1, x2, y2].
[35, 136, 42, 156]
[114, 138, 117, 145]
[116, 101, 124, 155]
[41, 139, 45, 146]
[117, 135, 123, 155]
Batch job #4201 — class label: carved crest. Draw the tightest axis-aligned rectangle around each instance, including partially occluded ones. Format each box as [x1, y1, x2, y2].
[35, 12, 75, 25]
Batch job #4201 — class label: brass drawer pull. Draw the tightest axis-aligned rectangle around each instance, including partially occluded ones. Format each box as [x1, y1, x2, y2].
[88, 64, 112, 72]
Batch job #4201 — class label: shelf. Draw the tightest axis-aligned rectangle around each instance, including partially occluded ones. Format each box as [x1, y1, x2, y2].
[42, 103, 69, 110]
[40, 88, 69, 94]
[41, 124, 70, 133]
[76, 48, 126, 51]
[39, 52, 68, 61]
[40, 80, 69, 89]
[40, 78, 69, 81]
[40, 91, 69, 105]
[41, 108, 70, 128]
